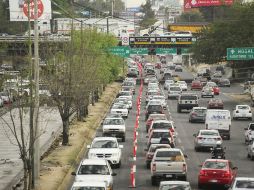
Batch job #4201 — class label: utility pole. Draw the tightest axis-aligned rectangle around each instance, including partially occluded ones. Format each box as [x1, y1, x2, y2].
[111, 0, 114, 18]
[33, 0, 40, 188]
[107, 18, 109, 34]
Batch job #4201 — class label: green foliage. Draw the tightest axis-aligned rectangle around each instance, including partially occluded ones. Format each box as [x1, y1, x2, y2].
[178, 10, 205, 22]
[191, 2, 254, 64]
[139, 1, 157, 29]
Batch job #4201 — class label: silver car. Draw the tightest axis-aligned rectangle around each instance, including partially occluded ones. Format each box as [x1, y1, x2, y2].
[201, 86, 214, 98]
[229, 177, 254, 189]
[247, 141, 254, 160]
[189, 107, 207, 123]
[193, 129, 222, 151]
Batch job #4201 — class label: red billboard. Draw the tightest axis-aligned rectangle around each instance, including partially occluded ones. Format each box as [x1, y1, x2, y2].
[184, 0, 192, 11]
[190, 0, 233, 7]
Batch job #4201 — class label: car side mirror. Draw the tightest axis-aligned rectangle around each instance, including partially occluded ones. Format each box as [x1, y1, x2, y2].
[244, 127, 248, 130]
[119, 145, 124, 149]
[71, 172, 76, 176]
[112, 172, 117, 176]
[87, 145, 91, 149]
[193, 134, 197, 137]
[184, 154, 188, 158]
[198, 164, 202, 167]
[146, 135, 149, 138]
[233, 167, 238, 170]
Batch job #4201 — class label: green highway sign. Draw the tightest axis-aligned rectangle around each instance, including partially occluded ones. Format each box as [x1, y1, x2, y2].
[130, 48, 148, 55]
[156, 48, 177, 55]
[181, 48, 190, 55]
[108, 46, 130, 58]
[227, 47, 254, 60]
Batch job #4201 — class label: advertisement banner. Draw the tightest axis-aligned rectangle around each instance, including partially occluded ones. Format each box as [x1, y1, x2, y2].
[9, 0, 52, 21]
[184, 0, 192, 11]
[190, 0, 233, 7]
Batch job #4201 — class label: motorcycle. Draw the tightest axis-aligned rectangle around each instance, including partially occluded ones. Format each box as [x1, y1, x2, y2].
[211, 147, 226, 159]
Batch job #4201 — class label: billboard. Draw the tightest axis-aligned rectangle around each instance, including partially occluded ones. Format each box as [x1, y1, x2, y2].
[9, 0, 52, 21]
[184, 0, 192, 11]
[189, 0, 233, 7]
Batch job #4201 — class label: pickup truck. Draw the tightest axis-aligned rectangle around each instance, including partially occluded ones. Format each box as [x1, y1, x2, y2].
[150, 148, 187, 186]
[245, 123, 254, 144]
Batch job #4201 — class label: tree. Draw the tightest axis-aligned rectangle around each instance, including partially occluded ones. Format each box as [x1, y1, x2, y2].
[177, 10, 205, 22]
[191, 2, 254, 64]
[139, 1, 157, 29]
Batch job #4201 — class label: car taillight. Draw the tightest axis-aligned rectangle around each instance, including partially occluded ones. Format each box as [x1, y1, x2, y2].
[183, 163, 187, 172]
[199, 170, 207, 176]
[215, 137, 222, 141]
[192, 113, 197, 116]
[197, 136, 203, 140]
[222, 171, 231, 178]
[170, 128, 175, 133]
[152, 163, 156, 171]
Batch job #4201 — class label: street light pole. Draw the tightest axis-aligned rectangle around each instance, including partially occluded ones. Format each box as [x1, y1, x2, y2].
[111, 0, 114, 18]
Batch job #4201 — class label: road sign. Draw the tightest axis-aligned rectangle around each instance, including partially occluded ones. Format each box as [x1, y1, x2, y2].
[181, 48, 190, 55]
[227, 47, 254, 60]
[108, 46, 130, 58]
[156, 48, 177, 55]
[130, 48, 148, 55]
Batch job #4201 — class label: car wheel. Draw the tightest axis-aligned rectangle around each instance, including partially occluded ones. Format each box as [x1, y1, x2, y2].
[227, 135, 230, 140]
[198, 183, 203, 189]
[252, 155, 254, 161]
[117, 160, 121, 168]
[146, 163, 150, 169]
[122, 136, 125, 142]
[189, 118, 192, 123]
[195, 146, 199, 152]
[177, 106, 181, 113]
[151, 176, 157, 186]
[247, 153, 250, 158]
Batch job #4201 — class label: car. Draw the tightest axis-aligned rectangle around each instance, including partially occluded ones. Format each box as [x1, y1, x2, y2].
[71, 181, 107, 190]
[218, 78, 231, 87]
[102, 117, 126, 142]
[193, 129, 222, 151]
[87, 137, 123, 168]
[151, 148, 187, 185]
[215, 65, 225, 75]
[176, 81, 188, 91]
[245, 123, 254, 144]
[177, 94, 199, 113]
[175, 65, 183, 72]
[0, 91, 13, 104]
[206, 82, 220, 95]
[145, 144, 171, 169]
[191, 80, 202, 90]
[229, 177, 254, 189]
[164, 80, 175, 90]
[148, 120, 176, 137]
[207, 98, 224, 109]
[151, 95, 167, 109]
[117, 91, 132, 99]
[71, 159, 116, 190]
[110, 103, 128, 119]
[147, 129, 175, 148]
[161, 72, 173, 83]
[233, 105, 252, 120]
[243, 81, 254, 91]
[168, 86, 182, 99]
[122, 86, 134, 95]
[145, 103, 164, 120]
[159, 181, 191, 190]
[114, 98, 132, 109]
[146, 114, 168, 132]
[201, 86, 214, 98]
[146, 90, 161, 103]
[198, 159, 237, 189]
[213, 71, 222, 78]
[189, 107, 207, 123]
[211, 76, 221, 84]
[247, 141, 254, 160]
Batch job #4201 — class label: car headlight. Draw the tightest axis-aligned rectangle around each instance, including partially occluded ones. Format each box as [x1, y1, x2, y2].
[112, 152, 119, 157]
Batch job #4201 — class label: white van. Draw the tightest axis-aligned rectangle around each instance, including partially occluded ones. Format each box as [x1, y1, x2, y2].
[205, 109, 231, 140]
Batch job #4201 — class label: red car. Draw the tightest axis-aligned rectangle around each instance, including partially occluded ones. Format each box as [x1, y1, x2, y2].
[145, 114, 167, 132]
[191, 80, 202, 90]
[198, 159, 238, 189]
[207, 98, 224, 109]
[155, 62, 161, 69]
[207, 82, 220, 95]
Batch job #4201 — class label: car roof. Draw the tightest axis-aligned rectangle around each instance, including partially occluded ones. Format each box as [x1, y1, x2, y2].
[93, 137, 117, 141]
[193, 107, 207, 110]
[204, 159, 228, 163]
[156, 148, 182, 152]
[105, 117, 123, 120]
[160, 181, 190, 185]
[152, 129, 170, 132]
[199, 129, 219, 133]
[72, 181, 106, 187]
[81, 159, 108, 165]
[234, 177, 254, 180]
[152, 120, 172, 124]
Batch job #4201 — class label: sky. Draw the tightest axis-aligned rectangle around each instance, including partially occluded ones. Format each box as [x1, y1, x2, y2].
[125, 0, 147, 8]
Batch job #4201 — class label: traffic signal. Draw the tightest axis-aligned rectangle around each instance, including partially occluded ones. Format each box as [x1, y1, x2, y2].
[148, 48, 156, 55]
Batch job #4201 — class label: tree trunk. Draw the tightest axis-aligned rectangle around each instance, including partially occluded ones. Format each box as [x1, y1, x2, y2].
[23, 160, 28, 190]
[62, 119, 69, 145]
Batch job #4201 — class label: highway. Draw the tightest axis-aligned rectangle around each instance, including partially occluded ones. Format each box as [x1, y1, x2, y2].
[91, 64, 254, 190]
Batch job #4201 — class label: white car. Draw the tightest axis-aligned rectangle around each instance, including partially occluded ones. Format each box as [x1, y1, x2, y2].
[164, 80, 175, 90]
[245, 123, 254, 144]
[87, 137, 123, 168]
[201, 86, 214, 98]
[148, 120, 176, 138]
[159, 181, 191, 190]
[168, 86, 182, 99]
[71, 181, 107, 190]
[115, 97, 132, 109]
[110, 103, 128, 119]
[233, 105, 252, 120]
[102, 117, 126, 142]
[176, 81, 188, 91]
[247, 141, 254, 160]
[146, 90, 160, 103]
[152, 95, 167, 109]
[229, 177, 254, 189]
[72, 159, 116, 190]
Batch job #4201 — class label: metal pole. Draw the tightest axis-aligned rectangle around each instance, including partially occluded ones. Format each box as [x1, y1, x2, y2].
[33, 0, 40, 188]
[107, 18, 109, 34]
[111, 0, 114, 18]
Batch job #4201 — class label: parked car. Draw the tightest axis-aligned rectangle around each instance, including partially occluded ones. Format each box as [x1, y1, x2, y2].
[189, 107, 207, 123]
[87, 137, 123, 168]
[218, 78, 231, 87]
[71, 159, 116, 190]
[245, 123, 254, 144]
[159, 181, 191, 190]
[247, 141, 254, 160]
[233, 105, 252, 120]
[145, 144, 171, 169]
[191, 80, 202, 90]
[193, 129, 222, 151]
[229, 177, 254, 190]
[198, 159, 237, 189]
[207, 98, 224, 109]
[146, 114, 168, 132]
[151, 148, 187, 185]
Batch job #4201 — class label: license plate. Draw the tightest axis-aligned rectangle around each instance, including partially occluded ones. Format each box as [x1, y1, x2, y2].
[166, 174, 172, 178]
[209, 179, 218, 183]
[243, 114, 246, 117]
[111, 134, 117, 137]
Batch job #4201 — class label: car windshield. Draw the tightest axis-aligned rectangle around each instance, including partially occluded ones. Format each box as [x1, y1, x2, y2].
[112, 104, 127, 109]
[238, 105, 249, 110]
[160, 184, 191, 190]
[180, 96, 197, 100]
[120, 91, 131, 96]
[152, 132, 170, 138]
[149, 115, 166, 120]
[235, 180, 254, 188]
[104, 119, 124, 125]
[153, 123, 172, 129]
[170, 87, 181, 91]
[149, 145, 169, 152]
[203, 161, 228, 169]
[72, 187, 105, 190]
[153, 96, 164, 100]
[194, 109, 206, 114]
[148, 91, 158, 96]
[78, 165, 110, 175]
[249, 124, 254, 130]
[148, 105, 162, 112]
[200, 131, 219, 136]
[156, 151, 184, 162]
[92, 140, 117, 148]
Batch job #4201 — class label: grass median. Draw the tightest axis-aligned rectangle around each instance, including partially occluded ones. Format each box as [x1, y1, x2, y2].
[38, 82, 121, 190]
